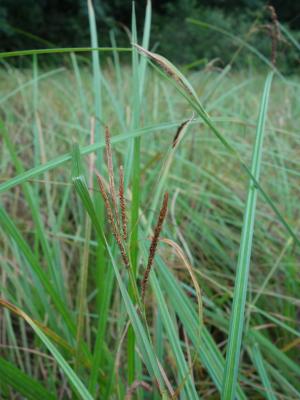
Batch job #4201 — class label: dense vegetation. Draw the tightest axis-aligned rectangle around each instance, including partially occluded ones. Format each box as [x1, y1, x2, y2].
[0, 1, 299, 399]
[1, 0, 300, 71]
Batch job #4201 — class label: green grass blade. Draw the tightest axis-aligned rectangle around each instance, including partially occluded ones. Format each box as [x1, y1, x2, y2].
[156, 256, 246, 400]
[87, 3, 108, 393]
[1, 120, 65, 298]
[145, 257, 199, 399]
[72, 145, 107, 394]
[109, 30, 124, 106]
[0, 356, 56, 400]
[127, 2, 141, 385]
[70, 52, 89, 127]
[0, 47, 131, 59]
[138, 0, 152, 98]
[134, 48, 300, 248]
[0, 68, 64, 105]
[250, 344, 277, 400]
[87, 0, 102, 145]
[266, 363, 300, 399]
[249, 329, 300, 381]
[221, 72, 273, 400]
[26, 319, 93, 400]
[127, 1, 152, 385]
[0, 206, 76, 337]
[75, 216, 92, 372]
[0, 121, 187, 195]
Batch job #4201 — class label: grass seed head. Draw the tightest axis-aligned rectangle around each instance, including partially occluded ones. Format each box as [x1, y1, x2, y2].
[119, 165, 127, 242]
[142, 192, 169, 301]
[96, 172, 129, 269]
[105, 126, 120, 229]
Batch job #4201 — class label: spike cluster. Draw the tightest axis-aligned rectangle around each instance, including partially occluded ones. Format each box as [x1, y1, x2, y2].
[97, 126, 169, 302]
[141, 193, 169, 301]
[172, 118, 193, 148]
[268, 5, 279, 67]
[105, 126, 120, 229]
[96, 127, 129, 268]
[119, 165, 127, 242]
[133, 44, 194, 96]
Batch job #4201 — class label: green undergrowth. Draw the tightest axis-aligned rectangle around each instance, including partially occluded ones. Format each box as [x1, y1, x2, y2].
[0, 3, 299, 399]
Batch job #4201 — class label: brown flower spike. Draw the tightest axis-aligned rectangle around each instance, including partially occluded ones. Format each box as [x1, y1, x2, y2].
[119, 165, 127, 241]
[95, 127, 129, 269]
[96, 173, 129, 269]
[141, 192, 169, 301]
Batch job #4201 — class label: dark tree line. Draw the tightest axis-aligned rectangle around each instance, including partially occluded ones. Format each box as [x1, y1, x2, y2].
[0, 1, 299, 69]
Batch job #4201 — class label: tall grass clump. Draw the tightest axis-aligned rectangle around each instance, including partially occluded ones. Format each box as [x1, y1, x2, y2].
[0, 1, 299, 399]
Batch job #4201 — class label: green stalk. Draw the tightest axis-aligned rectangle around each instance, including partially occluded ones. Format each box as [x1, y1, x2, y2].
[0, 121, 181, 195]
[0, 47, 131, 59]
[86, 1, 108, 395]
[75, 217, 91, 372]
[127, 3, 152, 387]
[221, 72, 273, 400]
[250, 344, 277, 400]
[127, 2, 152, 385]
[0, 356, 56, 400]
[128, 137, 140, 385]
[128, 3, 140, 384]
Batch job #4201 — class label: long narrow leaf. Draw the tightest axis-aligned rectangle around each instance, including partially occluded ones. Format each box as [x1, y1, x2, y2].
[222, 72, 273, 400]
[0, 356, 56, 400]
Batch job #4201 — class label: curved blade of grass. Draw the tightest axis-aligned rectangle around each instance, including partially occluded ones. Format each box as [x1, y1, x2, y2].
[140, 244, 199, 400]
[0, 68, 65, 105]
[127, 0, 152, 384]
[8, 26, 55, 47]
[87, 0, 102, 145]
[106, 243, 169, 397]
[0, 298, 91, 367]
[146, 115, 194, 230]
[70, 52, 89, 127]
[72, 143, 107, 394]
[109, 30, 124, 106]
[249, 344, 277, 400]
[152, 273, 199, 399]
[154, 235, 296, 399]
[86, 5, 108, 369]
[13, 307, 93, 400]
[133, 46, 299, 248]
[156, 256, 246, 400]
[221, 72, 273, 400]
[0, 356, 56, 400]
[74, 164, 93, 371]
[136, 114, 201, 396]
[0, 47, 131, 59]
[250, 329, 300, 381]
[139, 0, 152, 98]
[1, 121, 65, 299]
[0, 206, 76, 337]
[0, 120, 194, 194]
[266, 363, 300, 399]
[127, 3, 140, 385]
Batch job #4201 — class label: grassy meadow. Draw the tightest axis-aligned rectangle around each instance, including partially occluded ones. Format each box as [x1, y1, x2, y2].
[0, 3, 300, 400]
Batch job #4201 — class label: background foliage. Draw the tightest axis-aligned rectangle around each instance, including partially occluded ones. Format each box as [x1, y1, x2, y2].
[1, 0, 300, 70]
[1, 1, 300, 399]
